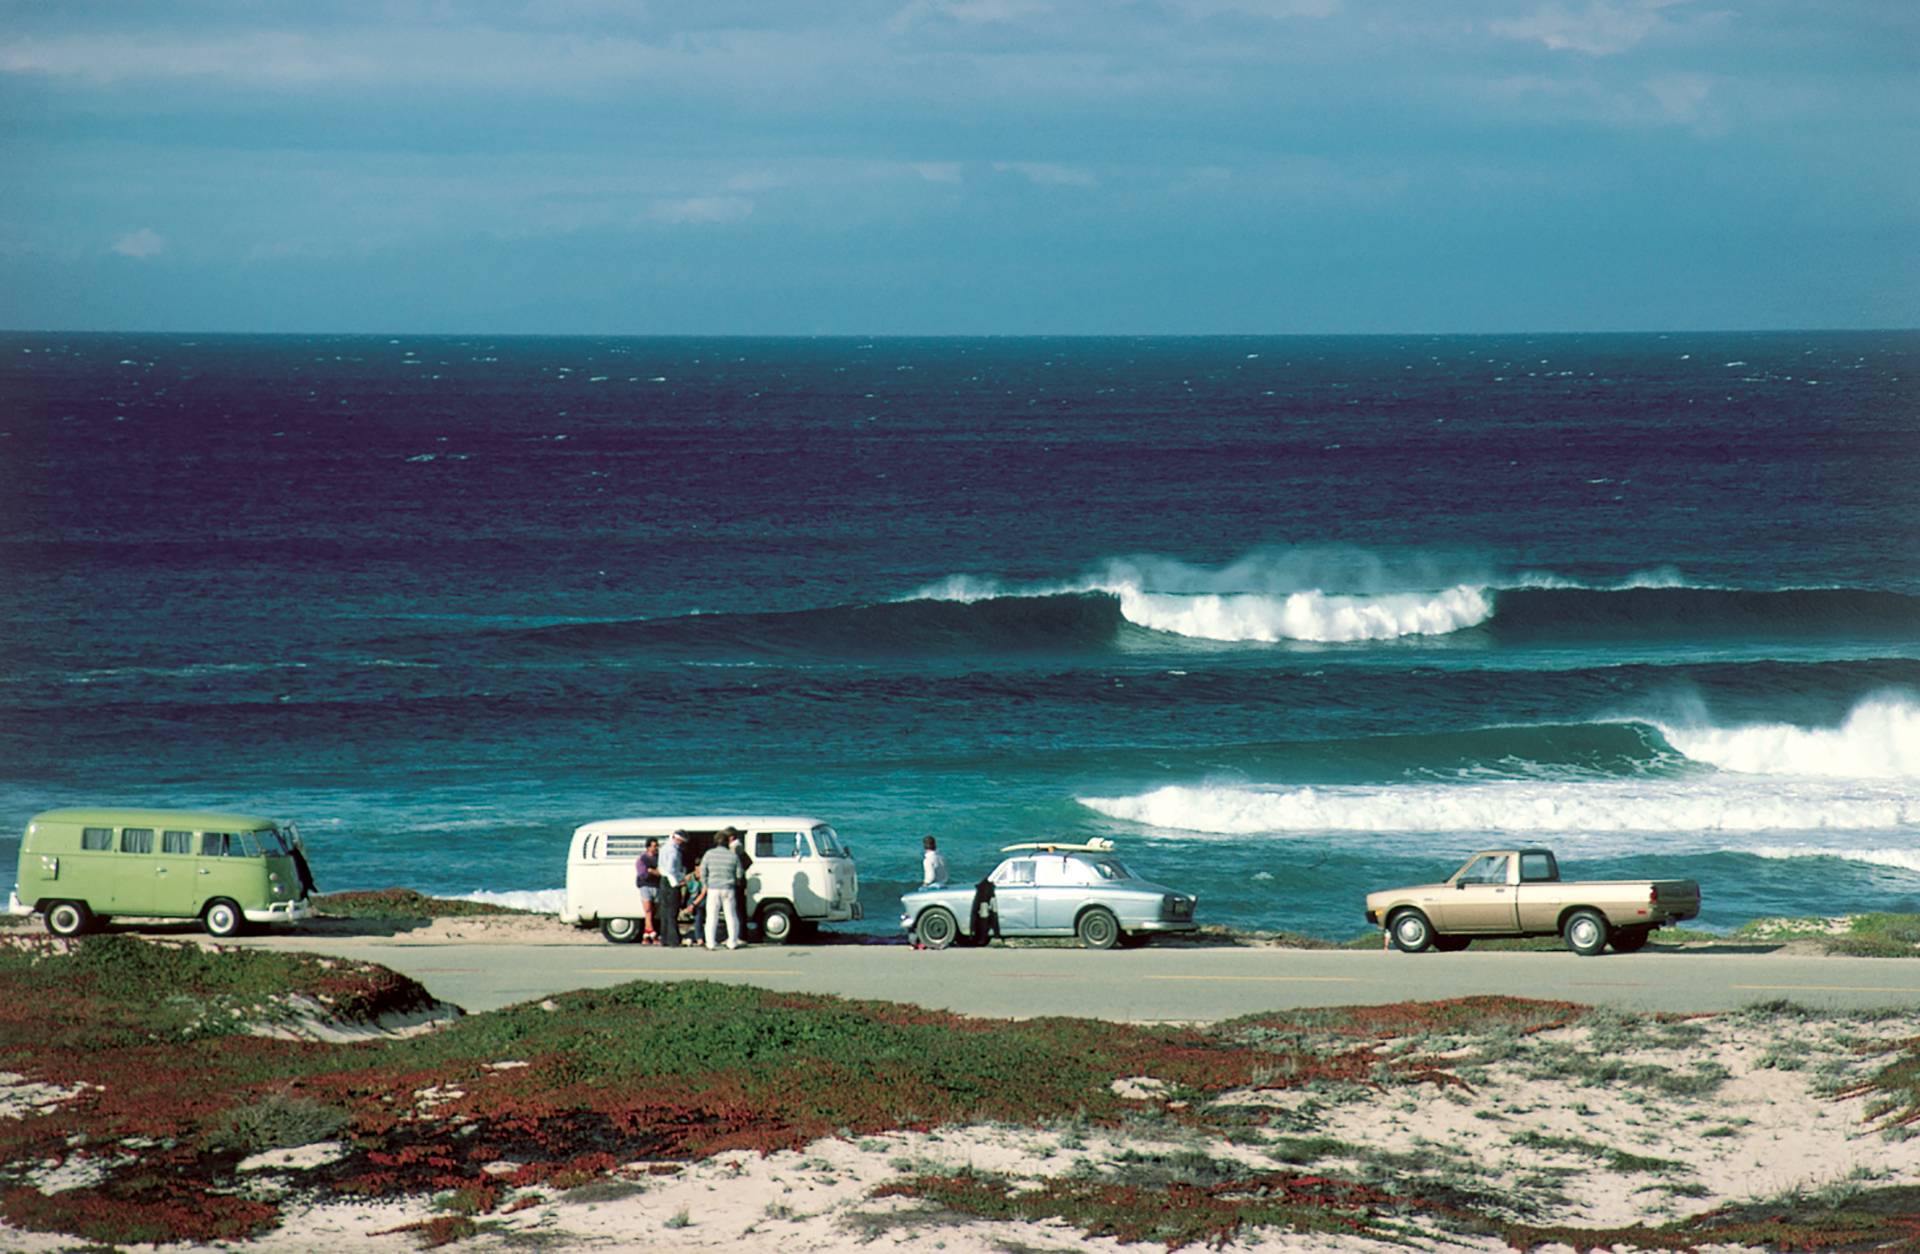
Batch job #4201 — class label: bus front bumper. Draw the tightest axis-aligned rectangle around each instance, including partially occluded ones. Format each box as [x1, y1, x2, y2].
[244, 898, 314, 927]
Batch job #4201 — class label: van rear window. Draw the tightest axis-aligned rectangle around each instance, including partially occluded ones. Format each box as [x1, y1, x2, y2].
[121, 828, 154, 854]
[82, 827, 112, 851]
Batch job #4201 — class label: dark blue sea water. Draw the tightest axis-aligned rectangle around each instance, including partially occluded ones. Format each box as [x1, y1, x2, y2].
[2, 332, 1917, 939]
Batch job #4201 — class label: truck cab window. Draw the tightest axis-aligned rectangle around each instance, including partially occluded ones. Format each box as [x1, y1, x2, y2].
[1520, 853, 1557, 882]
[1459, 854, 1510, 885]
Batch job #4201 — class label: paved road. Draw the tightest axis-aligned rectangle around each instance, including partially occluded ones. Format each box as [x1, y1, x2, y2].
[224, 931, 1920, 1020]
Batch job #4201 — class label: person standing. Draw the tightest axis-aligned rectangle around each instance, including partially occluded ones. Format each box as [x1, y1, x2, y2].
[922, 835, 949, 888]
[699, 830, 745, 950]
[657, 830, 689, 947]
[635, 836, 663, 943]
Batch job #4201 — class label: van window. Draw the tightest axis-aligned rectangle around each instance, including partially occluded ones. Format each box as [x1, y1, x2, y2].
[202, 831, 262, 858]
[759, 831, 805, 858]
[163, 830, 193, 854]
[82, 827, 113, 851]
[810, 826, 847, 858]
[121, 828, 154, 854]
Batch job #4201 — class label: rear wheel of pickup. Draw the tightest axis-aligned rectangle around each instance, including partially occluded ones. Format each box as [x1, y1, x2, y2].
[1076, 907, 1120, 950]
[1610, 926, 1651, 953]
[600, 916, 642, 944]
[916, 906, 958, 950]
[1388, 909, 1434, 953]
[45, 900, 94, 938]
[1562, 908, 1610, 956]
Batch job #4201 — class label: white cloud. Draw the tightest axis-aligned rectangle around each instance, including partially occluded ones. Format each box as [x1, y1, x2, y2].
[646, 196, 754, 224]
[111, 227, 165, 258]
[1489, 1, 1685, 56]
[1645, 71, 1711, 122]
[993, 161, 1096, 187]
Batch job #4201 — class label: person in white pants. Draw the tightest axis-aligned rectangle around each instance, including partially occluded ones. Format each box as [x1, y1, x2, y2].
[699, 830, 745, 950]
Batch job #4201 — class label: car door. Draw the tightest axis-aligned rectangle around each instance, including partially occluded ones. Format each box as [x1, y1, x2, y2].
[1031, 855, 1087, 933]
[989, 858, 1038, 932]
[1434, 853, 1520, 933]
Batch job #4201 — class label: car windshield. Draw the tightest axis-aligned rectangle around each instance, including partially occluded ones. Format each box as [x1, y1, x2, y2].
[810, 825, 847, 858]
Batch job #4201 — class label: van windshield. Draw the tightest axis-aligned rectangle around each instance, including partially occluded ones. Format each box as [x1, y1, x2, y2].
[203, 831, 263, 858]
[256, 828, 289, 856]
[810, 826, 847, 858]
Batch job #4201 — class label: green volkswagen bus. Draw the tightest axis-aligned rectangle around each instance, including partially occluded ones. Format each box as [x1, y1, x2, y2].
[8, 807, 315, 938]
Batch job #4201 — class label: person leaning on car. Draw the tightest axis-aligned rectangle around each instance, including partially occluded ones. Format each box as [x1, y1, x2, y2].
[922, 835, 948, 888]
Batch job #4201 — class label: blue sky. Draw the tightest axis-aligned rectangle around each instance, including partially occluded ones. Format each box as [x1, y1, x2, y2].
[1, 1, 1913, 333]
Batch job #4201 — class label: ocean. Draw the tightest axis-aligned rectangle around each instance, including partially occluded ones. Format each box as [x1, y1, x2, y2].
[2, 331, 1916, 941]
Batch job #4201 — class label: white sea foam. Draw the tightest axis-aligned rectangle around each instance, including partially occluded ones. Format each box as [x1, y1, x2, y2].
[1745, 845, 1920, 876]
[1509, 566, 1693, 590]
[1113, 585, 1492, 643]
[1077, 778, 1920, 836]
[905, 550, 1499, 642]
[457, 888, 564, 914]
[1654, 694, 1920, 781]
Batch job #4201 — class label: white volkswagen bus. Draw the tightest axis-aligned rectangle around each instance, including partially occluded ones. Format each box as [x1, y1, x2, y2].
[560, 815, 861, 944]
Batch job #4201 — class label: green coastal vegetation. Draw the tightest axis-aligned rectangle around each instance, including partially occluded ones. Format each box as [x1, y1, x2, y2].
[1, 935, 1917, 1250]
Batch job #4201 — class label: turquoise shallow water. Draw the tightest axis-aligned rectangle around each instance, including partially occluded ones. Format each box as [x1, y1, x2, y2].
[1, 331, 1916, 938]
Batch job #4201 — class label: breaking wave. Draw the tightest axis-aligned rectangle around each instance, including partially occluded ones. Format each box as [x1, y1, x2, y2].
[1077, 778, 1920, 836]
[431, 550, 1920, 662]
[1653, 694, 1920, 780]
[1746, 846, 1920, 876]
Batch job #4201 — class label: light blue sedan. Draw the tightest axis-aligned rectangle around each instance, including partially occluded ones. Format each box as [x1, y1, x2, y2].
[900, 841, 1199, 950]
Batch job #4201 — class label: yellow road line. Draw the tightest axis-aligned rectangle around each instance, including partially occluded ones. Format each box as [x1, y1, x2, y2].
[1142, 975, 1359, 984]
[1731, 983, 1918, 994]
[586, 967, 795, 976]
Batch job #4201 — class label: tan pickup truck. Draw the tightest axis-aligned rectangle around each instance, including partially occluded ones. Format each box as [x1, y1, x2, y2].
[1365, 848, 1701, 956]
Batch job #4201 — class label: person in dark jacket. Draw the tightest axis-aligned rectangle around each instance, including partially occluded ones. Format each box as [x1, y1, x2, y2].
[970, 877, 1001, 946]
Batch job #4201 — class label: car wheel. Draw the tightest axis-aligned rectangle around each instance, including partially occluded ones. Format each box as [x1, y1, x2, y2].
[600, 916, 642, 944]
[757, 901, 798, 945]
[1388, 909, 1434, 953]
[916, 906, 959, 950]
[203, 898, 246, 939]
[1433, 935, 1472, 952]
[1610, 926, 1651, 953]
[1562, 908, 1610, 957]
[45, 900, 93, 938]
[1076, 907, 1120, 950]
